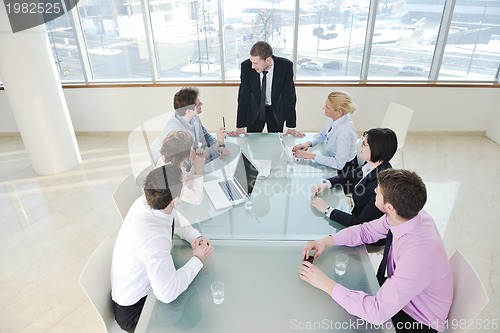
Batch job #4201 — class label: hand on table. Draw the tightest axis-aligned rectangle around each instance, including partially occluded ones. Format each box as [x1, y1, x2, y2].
[292, 142, 311, 152]
[284, 129, 305, 138]
[293, 149, 314, 160]
[299, 261, 336, 295]
[311, 197, 329, 213]
[301, 236, 333, 262]
[228, 128, 247, 137]
[192, 236, 214, 262]
[311, 182, 329, 197]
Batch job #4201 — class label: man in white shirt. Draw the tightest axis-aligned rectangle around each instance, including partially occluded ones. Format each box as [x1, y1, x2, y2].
[111, 165, 214, 332]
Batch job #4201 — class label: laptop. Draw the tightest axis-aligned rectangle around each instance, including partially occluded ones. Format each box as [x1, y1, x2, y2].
[279, 136, 303, 161]
[203, 151, 260, 210]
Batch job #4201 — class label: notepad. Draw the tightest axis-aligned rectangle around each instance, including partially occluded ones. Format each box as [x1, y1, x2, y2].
[253, 160, 272, 179]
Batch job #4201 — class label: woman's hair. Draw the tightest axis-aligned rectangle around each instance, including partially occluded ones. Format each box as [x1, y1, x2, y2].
[327, 91, 357, 115]
[144, 164, 183, 210]
[363, 128, 398, 163]
[160, 131, 193, 166]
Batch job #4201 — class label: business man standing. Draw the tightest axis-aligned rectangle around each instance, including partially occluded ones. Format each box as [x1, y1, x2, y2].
[230, 41, 304, 137]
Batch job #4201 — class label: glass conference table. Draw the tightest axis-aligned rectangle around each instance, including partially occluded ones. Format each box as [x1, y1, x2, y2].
[135, 133, 395, 333]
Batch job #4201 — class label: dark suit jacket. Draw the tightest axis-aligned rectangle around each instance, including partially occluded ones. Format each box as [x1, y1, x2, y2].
[236, 56, 297, 129]
[327, 161, 392, 228]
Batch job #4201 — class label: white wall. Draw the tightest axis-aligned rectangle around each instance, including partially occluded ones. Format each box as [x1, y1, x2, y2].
[1, 86, 499, 140]
[486, 91, 500, 144]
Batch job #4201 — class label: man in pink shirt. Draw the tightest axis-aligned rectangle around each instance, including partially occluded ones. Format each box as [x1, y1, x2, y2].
[300, 169, 453, 332]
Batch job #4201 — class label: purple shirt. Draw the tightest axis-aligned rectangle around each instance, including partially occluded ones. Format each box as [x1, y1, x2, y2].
[331, 210, 453, 331]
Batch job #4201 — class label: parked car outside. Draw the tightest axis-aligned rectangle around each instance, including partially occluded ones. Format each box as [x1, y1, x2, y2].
[301, 61, 323, 71]
[398, 64, 426, 76]
[297, 58, 313, 65]
[324, 60, 342, 70]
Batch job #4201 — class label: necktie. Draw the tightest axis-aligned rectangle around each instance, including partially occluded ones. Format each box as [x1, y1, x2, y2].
[259, 71, 268, 121]
[171, 218, 175, 240]
[376, 229, 393, 286]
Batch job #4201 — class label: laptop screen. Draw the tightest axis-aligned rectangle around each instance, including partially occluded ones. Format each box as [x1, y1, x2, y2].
[233, 152, 260, 196]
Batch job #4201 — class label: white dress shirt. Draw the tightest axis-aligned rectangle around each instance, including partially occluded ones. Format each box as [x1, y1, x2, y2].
[111, 195, 202, 305]
[260, 62, 274, 106]
[310, 114, 357, 169]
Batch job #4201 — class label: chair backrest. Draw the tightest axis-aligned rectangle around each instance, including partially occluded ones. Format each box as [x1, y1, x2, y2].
[380, 102, 414, 150]
[355, 136, 365, 166]
[112, 173, 144, 221]
[446, 250, 489, 333]
[78, 237, 125, 333]
[149, 136, 163, 165]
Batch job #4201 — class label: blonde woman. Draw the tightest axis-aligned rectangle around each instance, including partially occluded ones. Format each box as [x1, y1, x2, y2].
[157, 130, 205, 205]
[292, 91, 358, 174]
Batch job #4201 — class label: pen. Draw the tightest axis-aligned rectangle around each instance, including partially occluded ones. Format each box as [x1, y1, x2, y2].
[223, 116, 225, 128]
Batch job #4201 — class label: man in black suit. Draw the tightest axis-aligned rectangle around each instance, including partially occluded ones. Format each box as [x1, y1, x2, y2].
[230, 41, 304, 137]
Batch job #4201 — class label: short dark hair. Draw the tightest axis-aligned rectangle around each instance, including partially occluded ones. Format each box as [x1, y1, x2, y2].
[377, 169, 426, 219]
[144, 165, 183, 210]
[173, 87, 199, 110]
[160, 131, 193, 165]
[363, 128, 398, 163]
[250, 41, 273, 60]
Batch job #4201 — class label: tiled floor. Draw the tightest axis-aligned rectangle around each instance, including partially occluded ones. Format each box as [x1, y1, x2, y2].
[0, 134, 498, 333]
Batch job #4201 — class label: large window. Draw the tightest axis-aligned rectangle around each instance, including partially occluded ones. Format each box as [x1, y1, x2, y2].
[297, 0, 369, 79]
[41, 0, 499, 84]
[79, 0, 151, 81]
[46, 13, 84, 81]
[224, 0, 295, 79]
[368, 0, 438, 80]
[152, 0, 221, 80]
[439, 0, 500, 80]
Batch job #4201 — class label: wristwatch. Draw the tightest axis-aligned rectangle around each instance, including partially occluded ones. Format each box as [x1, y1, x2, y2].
[324, 206, 331, 215]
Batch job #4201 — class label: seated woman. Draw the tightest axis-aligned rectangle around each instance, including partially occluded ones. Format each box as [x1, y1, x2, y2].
[292, 91, 358, 175]
[310, 128, 398, 233]
[157, 130, 205, 205]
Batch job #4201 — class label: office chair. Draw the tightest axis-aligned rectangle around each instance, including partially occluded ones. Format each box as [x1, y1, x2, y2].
[149, 136, 163, 165]
[380, 102, 414, 168]
[112, 173, 144, 221]
[446, 250, 489, 333]
[78, 237, 125, 333]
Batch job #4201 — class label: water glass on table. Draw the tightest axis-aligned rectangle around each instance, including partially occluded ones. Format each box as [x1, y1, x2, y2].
[335, 254, 349, 276]
[211, 281, 225, 304]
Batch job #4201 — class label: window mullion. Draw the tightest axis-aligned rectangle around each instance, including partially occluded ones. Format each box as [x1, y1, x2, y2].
[140, 0, 159, 83]
[68, 0, 93, 83]
[429, 0, 456, 82]
[360, 0, 379, 82]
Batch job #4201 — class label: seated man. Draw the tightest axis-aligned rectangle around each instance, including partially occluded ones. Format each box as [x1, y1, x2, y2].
[299, 169, 452, 333]
[111, 165, 214, 333]
[161, 87, 228, 163]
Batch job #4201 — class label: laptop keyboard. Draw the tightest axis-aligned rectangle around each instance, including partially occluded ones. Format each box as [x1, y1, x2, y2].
[218, 180, 243, 201]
